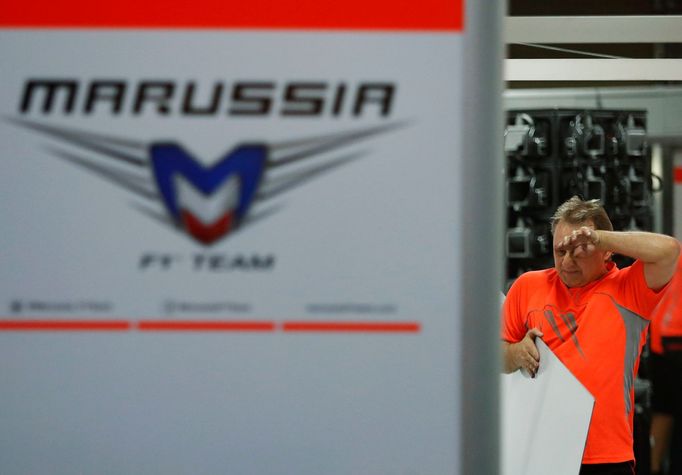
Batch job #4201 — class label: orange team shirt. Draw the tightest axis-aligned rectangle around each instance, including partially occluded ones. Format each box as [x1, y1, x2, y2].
[650, 253, 682, 355]
[502, 260, 666, 464]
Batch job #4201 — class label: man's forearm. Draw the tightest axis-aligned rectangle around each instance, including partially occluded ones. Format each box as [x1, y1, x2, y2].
[596, 230, 679, 264]
[596, 230, 679, 290]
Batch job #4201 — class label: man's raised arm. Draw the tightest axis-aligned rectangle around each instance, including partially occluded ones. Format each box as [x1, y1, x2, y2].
[557, 228, 680, 291]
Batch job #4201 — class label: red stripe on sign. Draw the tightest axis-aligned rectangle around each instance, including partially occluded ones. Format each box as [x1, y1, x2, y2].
[0, 0, 463, 31]
[0, 320, 131, 331]
[282, 321, 421, 333]
[675, 167, 682, 183]
[137, 320, 276, 331]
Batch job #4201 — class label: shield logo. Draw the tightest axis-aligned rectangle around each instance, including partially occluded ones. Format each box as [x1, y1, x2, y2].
[150, 143, 267, 245]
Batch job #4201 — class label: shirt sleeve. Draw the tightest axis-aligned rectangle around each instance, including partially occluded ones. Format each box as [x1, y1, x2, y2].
[501, 276, 528, 343]
[620, 260, 670, 320]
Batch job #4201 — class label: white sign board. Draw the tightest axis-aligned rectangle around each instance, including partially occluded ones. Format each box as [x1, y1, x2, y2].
[501, 339, 595, 475]
[0, 1, 503, 474]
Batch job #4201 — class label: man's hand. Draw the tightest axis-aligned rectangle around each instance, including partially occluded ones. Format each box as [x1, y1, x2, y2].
[503, 328, 543, 377]
[554, 226, 600, 258]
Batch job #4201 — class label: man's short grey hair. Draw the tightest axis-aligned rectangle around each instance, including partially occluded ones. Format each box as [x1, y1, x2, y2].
[550, 196, 614, 234]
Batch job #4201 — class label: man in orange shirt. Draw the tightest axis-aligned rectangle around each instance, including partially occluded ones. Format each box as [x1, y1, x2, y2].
[502, 196, 679, 475]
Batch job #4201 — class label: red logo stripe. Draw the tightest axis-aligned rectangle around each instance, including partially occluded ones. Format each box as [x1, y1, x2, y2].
[282, 321, 421, 332]
[137, 320, 276, 331]
[0, 319, 131, 331]
[0, 319, 421, 333]
[0, 0, 463, 31]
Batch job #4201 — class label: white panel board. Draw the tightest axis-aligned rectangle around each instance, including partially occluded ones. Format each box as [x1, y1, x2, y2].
[501, 339, 594, 475]
[0, 3, 506, 470]
[506, 59, 682, 81]
[506, 15, 682, 44]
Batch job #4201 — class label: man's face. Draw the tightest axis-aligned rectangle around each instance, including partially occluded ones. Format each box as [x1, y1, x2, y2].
[553, 219, 609, 288]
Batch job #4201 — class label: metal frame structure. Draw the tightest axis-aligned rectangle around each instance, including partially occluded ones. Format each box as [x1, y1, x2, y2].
[505, 16, 682, 81]
[506, 16, 682, 43]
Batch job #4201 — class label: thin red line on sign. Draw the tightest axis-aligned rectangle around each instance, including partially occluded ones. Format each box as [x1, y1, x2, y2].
[282, 321, 421, 333]
[137, 320, 276, 331]
[0, 0, 463, 31]
[0, 320, 131, 331]
[674, 167, 682, 183]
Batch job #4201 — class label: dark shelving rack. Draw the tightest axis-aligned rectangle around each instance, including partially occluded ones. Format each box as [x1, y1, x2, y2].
[504, 108, 653, 289]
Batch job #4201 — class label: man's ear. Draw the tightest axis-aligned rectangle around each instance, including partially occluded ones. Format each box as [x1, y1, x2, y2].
[604, 251, 613, 262]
